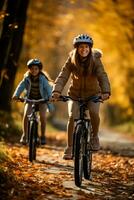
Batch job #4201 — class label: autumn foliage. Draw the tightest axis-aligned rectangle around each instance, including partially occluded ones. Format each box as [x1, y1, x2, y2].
[0, 0, 134, 125]
[20, 0, 134, 125]
[0, 129, 134, 199]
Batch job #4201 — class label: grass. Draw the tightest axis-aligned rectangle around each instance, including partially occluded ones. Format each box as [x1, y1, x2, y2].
[0, 151, 18, 200]
[0, 110, 21, 142]
[0, 142, 13, 163]
[112, 120, 134, 136]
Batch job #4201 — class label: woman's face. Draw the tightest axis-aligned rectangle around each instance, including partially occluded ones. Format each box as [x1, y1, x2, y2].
[29, 65, 40, 76]
[77, 43, 90, 57]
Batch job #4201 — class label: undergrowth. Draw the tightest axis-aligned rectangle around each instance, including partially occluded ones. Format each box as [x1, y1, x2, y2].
[0, 110, 21, 142]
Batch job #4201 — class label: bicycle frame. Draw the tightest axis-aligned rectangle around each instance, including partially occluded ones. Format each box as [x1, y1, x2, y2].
[17, 97, 49, 161]
[27, 103, 38, 143]
[59, 95, 102, 186]
[28, 104, 38, 122]
[72, 100, 90, 158]
[59, 94, 102, 146]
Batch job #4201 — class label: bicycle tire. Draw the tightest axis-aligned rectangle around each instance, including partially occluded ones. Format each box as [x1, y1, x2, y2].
[74, 124, 84, 187]
[83, 125, 92, 180]
[29, 121, 38, 162]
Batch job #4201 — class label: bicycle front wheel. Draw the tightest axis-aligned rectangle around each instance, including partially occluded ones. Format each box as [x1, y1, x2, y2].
[74, 124, 84, 187]
[29, 121, 38, 162]
[83, 126, 92, 180]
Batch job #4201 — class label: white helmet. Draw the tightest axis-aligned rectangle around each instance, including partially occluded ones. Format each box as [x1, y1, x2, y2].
[73, 34, 93, 48]
[27, 58, 42, 69]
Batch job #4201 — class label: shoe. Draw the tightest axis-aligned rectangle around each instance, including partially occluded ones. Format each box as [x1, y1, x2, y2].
[91, 135, 100, 151]
[63, 146, 73, 160]
[36, 137, 41, 145]
[40, 136, 46, 145]
[20, 134, 27, 145]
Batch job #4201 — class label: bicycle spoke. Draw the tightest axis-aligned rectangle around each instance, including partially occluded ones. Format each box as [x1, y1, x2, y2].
[83, 126, 92, 180]
[74, 124, 84, 187]
[29, 121, 38, 162]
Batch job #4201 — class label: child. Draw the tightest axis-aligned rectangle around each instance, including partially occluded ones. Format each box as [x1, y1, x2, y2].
[52, 34, 111, 159]
[12, 59, 54, 145]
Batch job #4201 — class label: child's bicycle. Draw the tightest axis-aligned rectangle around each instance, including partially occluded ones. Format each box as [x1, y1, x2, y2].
[18, 97, 49, 162]
[59, 95, 102, 187]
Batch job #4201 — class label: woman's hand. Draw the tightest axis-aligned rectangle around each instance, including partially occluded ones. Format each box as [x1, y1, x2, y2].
[50, 92, 61, 102]
[12, 96, 19, 101]
[101, 93, 110, 101]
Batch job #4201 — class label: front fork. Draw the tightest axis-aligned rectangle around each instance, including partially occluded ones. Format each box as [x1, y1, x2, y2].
[86, 120, 93, 153]
[72, 129, 76, 159]
[27, 115, 38, 143]
[72, 120, 88, 159]
[72, 120, 78, 159]
[82, 120, 92, 157]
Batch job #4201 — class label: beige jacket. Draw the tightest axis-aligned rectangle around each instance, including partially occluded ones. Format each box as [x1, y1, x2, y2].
[53, 49, 111, 98]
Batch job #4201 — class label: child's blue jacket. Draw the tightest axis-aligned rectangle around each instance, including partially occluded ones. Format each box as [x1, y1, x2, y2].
[13, 72, 54, 112]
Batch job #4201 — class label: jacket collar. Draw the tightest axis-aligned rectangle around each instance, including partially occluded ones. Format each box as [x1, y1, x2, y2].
[70, 48, 102, 64]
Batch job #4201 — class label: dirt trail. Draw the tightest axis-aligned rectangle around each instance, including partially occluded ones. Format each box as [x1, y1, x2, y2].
[100, 128, 134, 157]
[1, 129, 134, 200]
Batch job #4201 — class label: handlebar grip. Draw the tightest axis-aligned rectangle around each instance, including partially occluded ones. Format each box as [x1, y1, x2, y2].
[93, 97, 103, 103]
[18, 97, 25, 102]
[59, 95, 67, 102]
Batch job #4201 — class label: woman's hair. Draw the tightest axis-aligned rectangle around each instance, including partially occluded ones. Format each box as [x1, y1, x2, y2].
[76, 48, 93, 76]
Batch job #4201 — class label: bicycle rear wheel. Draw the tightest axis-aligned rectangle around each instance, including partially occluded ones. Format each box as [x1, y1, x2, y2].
[74, 124, 84, 187]
[29, 121, 38, 162]
[83, 125, 92, 180]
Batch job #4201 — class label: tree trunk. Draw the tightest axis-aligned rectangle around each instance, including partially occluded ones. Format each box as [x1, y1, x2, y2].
[0, 0, 29, 111]
[0, 0, 5, 10]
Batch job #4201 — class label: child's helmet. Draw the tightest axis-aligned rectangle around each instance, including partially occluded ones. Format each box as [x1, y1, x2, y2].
[27, 59, 42, 69]
[73, 34, 93, 48]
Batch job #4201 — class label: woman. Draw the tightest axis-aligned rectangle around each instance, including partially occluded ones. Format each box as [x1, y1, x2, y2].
[52, 34, 111, 159]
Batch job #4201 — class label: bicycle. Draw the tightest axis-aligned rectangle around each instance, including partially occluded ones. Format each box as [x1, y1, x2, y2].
[18, 97, 49, 162]
[59, 95, 102, 187]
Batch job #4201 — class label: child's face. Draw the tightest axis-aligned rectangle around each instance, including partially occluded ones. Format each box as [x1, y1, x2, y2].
[29, 65, 40, 76]
[78, 43, 90, 57]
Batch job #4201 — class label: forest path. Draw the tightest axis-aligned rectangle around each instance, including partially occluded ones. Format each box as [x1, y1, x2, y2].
[1, 129, 134, 200]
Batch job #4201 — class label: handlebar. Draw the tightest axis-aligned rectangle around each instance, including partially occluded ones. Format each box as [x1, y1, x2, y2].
[17, 97, 49, 104]
[58, 95, 103, 103]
